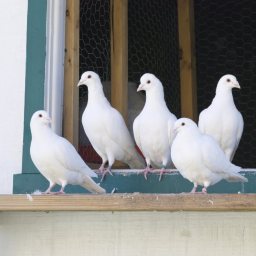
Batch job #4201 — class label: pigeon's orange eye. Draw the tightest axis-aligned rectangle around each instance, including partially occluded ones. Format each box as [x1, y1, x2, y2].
[147, 80, 151, 84]
[88, 75, 91, 78]
[39, 114, 42, 118]
[181, 122, 185, 126]
[227, 79, 231, 82]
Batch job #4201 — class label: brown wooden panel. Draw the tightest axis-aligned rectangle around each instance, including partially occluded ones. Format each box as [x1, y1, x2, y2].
[110, 0, 128, 123]
[178, 0, 198, 122]
[63, 0, 80, 149]
[110, 0, 129, 168]
[1, 194, 256, 211]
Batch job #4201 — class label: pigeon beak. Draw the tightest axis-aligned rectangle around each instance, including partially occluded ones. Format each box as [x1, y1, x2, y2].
[77, 79, 85, 87]
[233, 83, 241, 89]
[45, 118, 52, 123]
[172, 128, 178, 134]
[137, 84, 145, 92]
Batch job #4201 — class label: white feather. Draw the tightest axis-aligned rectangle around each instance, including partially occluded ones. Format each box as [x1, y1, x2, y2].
[172, 118, 248, 190]
[80, 71, 145, 169]
[198, 74, 243, 161]
[133, 73, 177, 168]
[27, 194, 33, 201]
[30, 110, 105, 194]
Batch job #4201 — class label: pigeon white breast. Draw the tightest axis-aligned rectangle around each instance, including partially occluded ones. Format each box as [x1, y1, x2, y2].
[30, 110, 105, 194]
[198, 74, 243, 161]
[78, 81, 145, 146]
[78, 71, 145, 181]
[133, 73, 177, 180]
[171, 118, 247, 194]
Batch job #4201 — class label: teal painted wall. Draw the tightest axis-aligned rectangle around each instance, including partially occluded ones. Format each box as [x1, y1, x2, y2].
[21, 0, 47, 174]
[13, 172, 253, 194]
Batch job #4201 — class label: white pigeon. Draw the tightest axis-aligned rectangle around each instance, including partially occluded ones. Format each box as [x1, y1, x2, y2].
[171, 118, 248, 193]
[133, 73, 177, 180]
[30, 110, 106, 194]
[78, 71, 145, 180]
[198, 74, 243, 161]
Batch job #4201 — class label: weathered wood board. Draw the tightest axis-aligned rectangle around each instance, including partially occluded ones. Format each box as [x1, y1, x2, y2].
[1, 193, 256, 211]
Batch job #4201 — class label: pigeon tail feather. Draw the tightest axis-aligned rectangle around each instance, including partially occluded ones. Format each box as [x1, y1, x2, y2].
[225, 164, 248, 182]
[226, 172, 248, 182]
[126, 155, 145, 169]
[81, 167, 98, 178]
[82, 175, 106, 194]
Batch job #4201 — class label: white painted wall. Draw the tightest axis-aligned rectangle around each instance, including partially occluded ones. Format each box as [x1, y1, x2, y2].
[1, 211, 256, 256]
[0, 1, 28, 194]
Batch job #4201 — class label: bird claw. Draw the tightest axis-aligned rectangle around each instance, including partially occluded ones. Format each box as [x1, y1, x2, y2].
[50, 191, 66, 195]
[181, 191, 207, 194]
[94, 166, 105, 174]
[138, 167, 153, 180]
[154, 168, 170, 181]
[42, 189, 53, 194]
[100, 169, 113, 182]
[42, 191, 50, 195]
[42, 191, 65, 195]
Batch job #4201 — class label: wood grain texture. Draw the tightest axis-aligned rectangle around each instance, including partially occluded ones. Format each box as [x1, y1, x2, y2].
[63, 0, 79, 149]
[178, 0, 198, 122]
[1, 194, 256, 211]
[110, 0, 128, 123]
[110, 0, 129, 168]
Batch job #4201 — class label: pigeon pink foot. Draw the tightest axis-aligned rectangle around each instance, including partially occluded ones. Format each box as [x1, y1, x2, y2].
[42, 191, 51, 195]
[154, 166, 170, 181]
[94, 163, 106, 173]
[101, 168, 113, 182]
[50, 191, 65, 195]
[138, 164, 154, 180]
[95, 166, 113, 182]
[182, 186, 207, 194]
[49, 186, 66, 195]
[42, 184, 56, 194]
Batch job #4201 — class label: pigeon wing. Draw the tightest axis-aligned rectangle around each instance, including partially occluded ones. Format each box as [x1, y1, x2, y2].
[230, 113, 244, 161]
[133, 117, 143, 153]
[54, 137, 98, 178]
[167, 115, 177, 150]
[198, 109, 207, 134]
[104, 107, 143, 161]
[202, 134, 247, 182]
[201, 134, 238, 175]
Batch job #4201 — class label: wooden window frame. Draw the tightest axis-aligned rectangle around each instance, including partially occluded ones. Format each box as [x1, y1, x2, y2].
[63, 0, 197, 147]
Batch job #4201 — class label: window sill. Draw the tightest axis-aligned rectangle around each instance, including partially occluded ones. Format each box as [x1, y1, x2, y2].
[1, 194, 256, 211]
[13, 169, 255, 194]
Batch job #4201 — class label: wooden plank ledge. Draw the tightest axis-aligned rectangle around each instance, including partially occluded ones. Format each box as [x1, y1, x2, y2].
[1, 194, 256, 211]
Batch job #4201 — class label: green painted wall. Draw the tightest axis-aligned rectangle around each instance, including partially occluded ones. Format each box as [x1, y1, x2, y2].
[13, 172, 253, 194]
[21, 0, 47, 174]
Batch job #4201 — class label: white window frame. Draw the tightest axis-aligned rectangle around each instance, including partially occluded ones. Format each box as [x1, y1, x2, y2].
[44, 0, 66, 136]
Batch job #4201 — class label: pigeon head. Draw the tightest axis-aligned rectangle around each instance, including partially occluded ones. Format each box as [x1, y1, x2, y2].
[173, 118, 197, 134]
[30, 110, 52, 127]
[77, 71, 101, 89]
[216, 74, 240, 93]
[137, 73, 163, 93]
